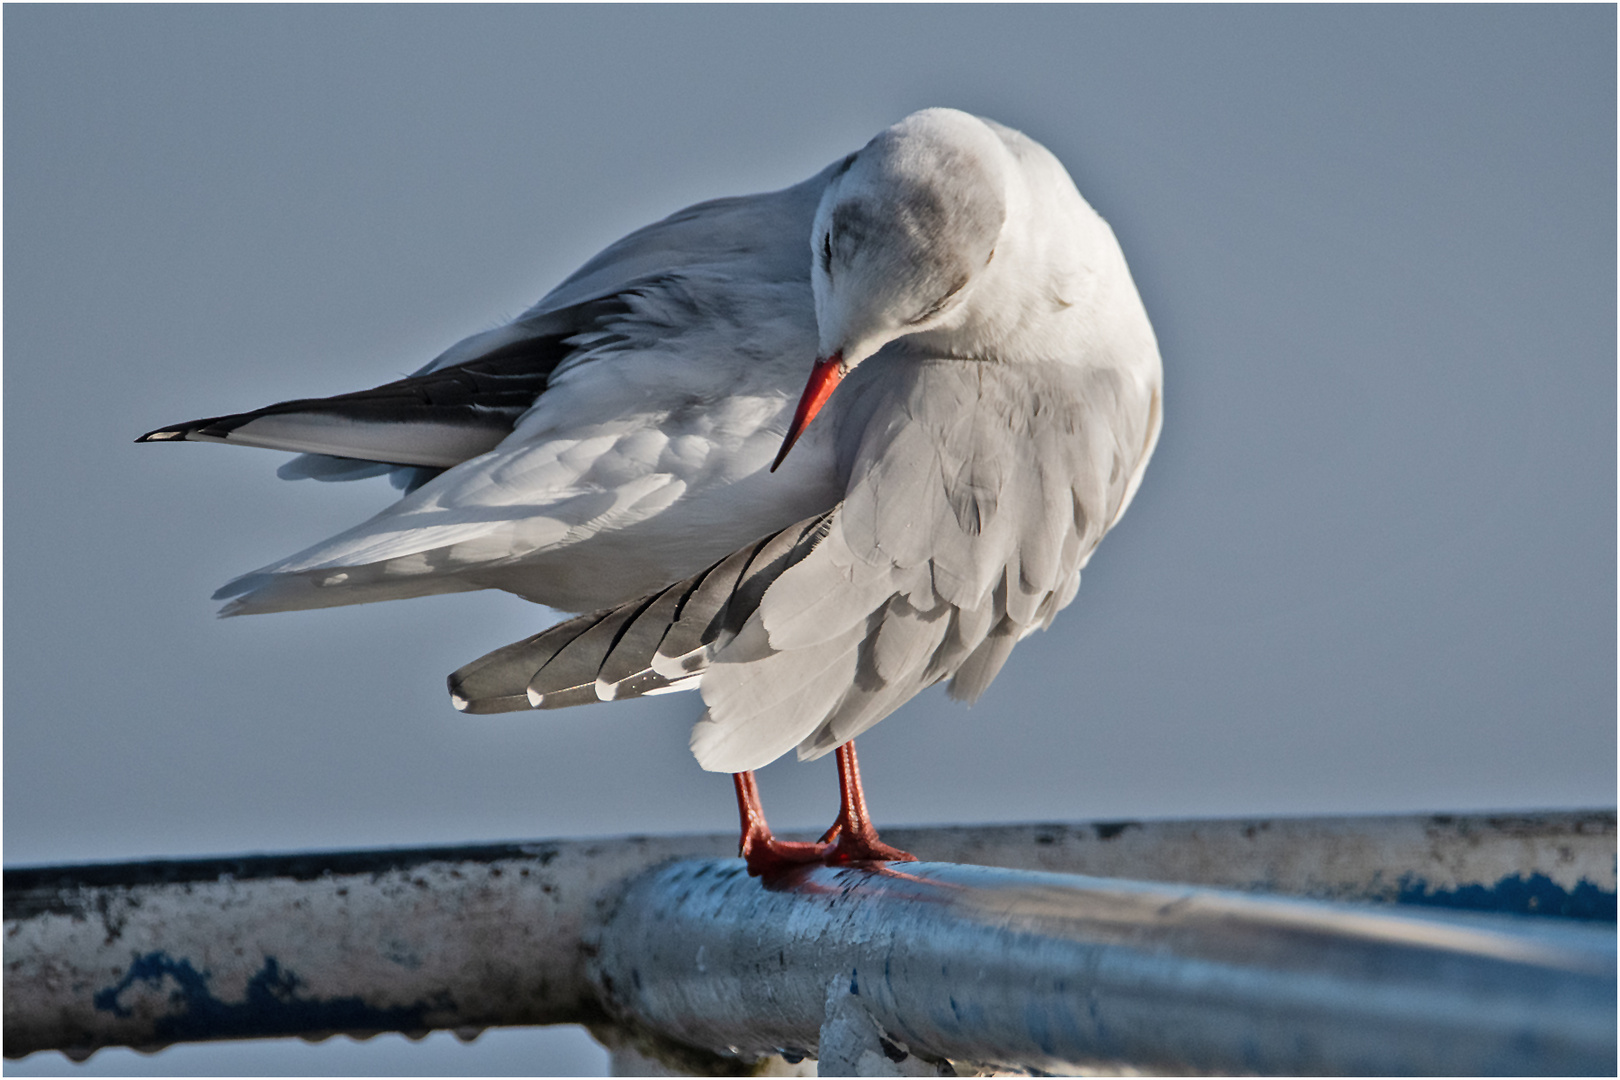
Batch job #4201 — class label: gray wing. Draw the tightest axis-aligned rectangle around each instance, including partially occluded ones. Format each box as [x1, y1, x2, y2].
[139, 160, 843, 486]
[449, 356, 1159, 775]
[513, 156, 847, 322]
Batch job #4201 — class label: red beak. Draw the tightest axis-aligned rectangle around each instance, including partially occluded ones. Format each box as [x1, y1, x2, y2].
[771, 352, 844, 472]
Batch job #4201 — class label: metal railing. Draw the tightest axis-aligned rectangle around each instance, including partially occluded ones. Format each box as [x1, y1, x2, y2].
[5, 811, 1614, 1074]
[596, 859, 1613, 1075]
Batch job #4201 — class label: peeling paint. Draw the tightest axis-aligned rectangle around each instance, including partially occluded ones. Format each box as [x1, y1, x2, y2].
[93, 952, 448, 1043]
[1396, 872, 1616, 921]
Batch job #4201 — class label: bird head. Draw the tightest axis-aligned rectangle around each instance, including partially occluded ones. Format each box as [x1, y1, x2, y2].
[773, 109, 1010, 470]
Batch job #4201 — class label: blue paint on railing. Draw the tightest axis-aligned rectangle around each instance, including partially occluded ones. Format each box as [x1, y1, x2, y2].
[94, 951, 448, 1042]
[1395, 872, 1616, 921]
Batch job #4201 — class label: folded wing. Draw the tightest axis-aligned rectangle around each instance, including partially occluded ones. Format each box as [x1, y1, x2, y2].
[139, 159, 845, 478]
[449, 356, 1160, 774]
[150, 164, 849, 616]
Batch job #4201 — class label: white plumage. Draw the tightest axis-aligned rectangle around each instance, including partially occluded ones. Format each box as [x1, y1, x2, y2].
[144, 108, 1163, 779]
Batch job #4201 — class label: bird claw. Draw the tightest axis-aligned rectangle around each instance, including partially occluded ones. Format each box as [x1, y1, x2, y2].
[740, 834, 833, 878]
[740, 829, 916, 876]
[823, 830, 918, 867]
[733, 743, 914, 878]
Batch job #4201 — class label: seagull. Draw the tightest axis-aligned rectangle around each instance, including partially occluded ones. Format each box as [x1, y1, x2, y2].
[140, 108, 1163, 875]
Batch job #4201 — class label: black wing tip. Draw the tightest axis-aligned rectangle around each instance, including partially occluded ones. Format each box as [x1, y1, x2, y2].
[136, 413, 241, 443]
[135, 424, 190, 443]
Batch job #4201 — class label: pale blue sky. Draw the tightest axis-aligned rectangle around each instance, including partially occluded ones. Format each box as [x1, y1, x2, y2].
[6, 6, 1613, 1075]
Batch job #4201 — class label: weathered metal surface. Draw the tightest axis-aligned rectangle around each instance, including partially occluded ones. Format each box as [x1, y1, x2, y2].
[590, 860, 1616, 1076]
[878, 809, 1616, 919]
[2, 835, 731, 1061]
[5, 810, 1614, 1067]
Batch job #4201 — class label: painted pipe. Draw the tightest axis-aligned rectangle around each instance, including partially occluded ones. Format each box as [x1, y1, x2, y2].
[5, 812, 1614, 1069]
[590, 860, 1616, 1075]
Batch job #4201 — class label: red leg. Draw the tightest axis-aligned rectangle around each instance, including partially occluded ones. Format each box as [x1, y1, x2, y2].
[733, 770, 831, 877]
[823, 741, 917, 866]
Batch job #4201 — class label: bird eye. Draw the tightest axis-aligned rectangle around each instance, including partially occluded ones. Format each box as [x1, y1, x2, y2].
[820, 232, 833, 274]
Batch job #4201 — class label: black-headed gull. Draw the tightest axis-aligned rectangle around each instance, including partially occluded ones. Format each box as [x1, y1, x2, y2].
[141, 109, 1162, 874]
